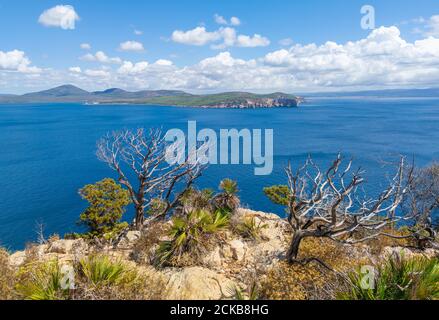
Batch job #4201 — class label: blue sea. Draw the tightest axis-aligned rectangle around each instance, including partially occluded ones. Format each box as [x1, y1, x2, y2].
[1, 98, 439, 250]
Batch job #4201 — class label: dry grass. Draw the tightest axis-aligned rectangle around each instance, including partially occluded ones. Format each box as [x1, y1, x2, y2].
[0, 248, 16, 300]
[259, 237, 369, 300]
[131, 221, 170, 265]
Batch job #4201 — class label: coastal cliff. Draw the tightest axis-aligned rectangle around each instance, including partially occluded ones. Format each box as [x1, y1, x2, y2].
[0, 85, 302, 108]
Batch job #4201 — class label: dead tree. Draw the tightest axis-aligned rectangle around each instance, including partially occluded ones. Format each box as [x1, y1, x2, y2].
[402, 163, 439, 249]
[265, 154, 416, 265]
[97, 128, 206, 230]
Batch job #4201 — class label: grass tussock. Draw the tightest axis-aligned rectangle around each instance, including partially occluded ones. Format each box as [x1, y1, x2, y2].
[13, 254, 164, 300]
[338, 255, 439, 300]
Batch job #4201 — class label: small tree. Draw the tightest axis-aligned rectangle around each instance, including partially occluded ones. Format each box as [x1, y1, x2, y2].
[402, 163, 439, 248]
[213, 179, 241, 212]
[79, 178, 131, 238]
[264, 154, 416, 265]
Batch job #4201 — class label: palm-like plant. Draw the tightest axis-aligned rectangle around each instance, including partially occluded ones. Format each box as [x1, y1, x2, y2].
[16, 260, 70, 300]
[155, 209, 230, 266]
[213, 179, 241, 212]
[78, 255, 133, 287]
[338, 255, 439, 300]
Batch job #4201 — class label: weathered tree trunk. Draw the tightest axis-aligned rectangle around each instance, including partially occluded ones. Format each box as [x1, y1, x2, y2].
[287, 231, 305, 263]
[134, 205, 144, 230]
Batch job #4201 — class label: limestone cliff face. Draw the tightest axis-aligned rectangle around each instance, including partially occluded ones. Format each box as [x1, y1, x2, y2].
[202, 97, 302, 109]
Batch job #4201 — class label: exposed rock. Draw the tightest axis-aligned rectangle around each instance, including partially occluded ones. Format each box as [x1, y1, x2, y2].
[163, 267, 236, 300]
[117, 231, 141, 249]
[47, 239, 88, 256]
[229, 240, 246, 261]
[8, 251, 26, 267]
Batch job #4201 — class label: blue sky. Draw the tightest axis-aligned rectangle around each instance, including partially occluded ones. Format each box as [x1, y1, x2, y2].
[0, 0, 438, 93]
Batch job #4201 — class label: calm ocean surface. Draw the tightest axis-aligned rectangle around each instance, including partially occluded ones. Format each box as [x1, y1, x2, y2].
[1, 98, 439, 250]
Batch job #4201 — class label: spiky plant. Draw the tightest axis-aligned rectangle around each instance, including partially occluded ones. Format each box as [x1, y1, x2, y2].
[16, 260, 71, 300]
[235, 217, 268, 241]
[213, 179, 241, 212]
[176, 188, 214, 215]
[78, 255, 132, 287]
[338, 255, 439, 300]
[230, 282, 259, 300]
[155, 209, 230, 266]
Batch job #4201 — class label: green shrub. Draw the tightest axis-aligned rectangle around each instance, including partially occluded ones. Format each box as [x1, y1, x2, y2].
[155, 209, 230, 266]
[338, 255, 439, 300]
[77, 178, 131, 239]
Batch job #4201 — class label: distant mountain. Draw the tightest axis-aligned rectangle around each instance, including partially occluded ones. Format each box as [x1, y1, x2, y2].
[304, 88, 439, 98]
[0, 85, 301, 108]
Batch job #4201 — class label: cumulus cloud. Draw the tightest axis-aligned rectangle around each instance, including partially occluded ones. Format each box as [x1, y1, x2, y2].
[279, 38, 294, 46]
[118, 61, 149, 74]
[38, 5, 79, 30]
[119, 41, 144, 52]
[80, 43, 91, 50]
[69, 66, 81, 73]
[84, 69, 110, 77]
[172, 27, 221, 46]
[214, 14, 241, 26]
[0, 50, 41, 73]
[424, 15, 439, 37]
[5, 26, 439, 93]
[80, 51, 122, 64]
[172, 26, 269, 48]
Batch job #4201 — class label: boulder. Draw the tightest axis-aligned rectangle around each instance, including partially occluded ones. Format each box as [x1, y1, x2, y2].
[117, 231, 141, 249]
[163, 267, 236, 300]
[47, 239, 88, 256]
[9, 251, 26, 267]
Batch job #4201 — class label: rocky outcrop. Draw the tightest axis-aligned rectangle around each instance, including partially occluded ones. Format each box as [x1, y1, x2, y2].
[5, 209, 439, 300]
[162, 267, 237, 300]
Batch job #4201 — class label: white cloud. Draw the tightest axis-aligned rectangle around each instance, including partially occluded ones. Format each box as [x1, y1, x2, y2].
[230, 17, 241, 26]
[80, 51, 122, 64]
[279, 38, 294, 46]
[172, 27, 221, 46]
[424, 15, 439, 37]
[5, 26, 439, 93]
[236, 34, 270, 47]
[0, 50, 41, 73]
[214, 14, 228, 25]
[80, 43, 91, 50]
[38, 5, 79, 30]
[117, 61, 149, 74]
[172, 26, 270, 48]
[134, 29, 143, 35]
[119, 41, 144, 52]
[214, 14, 241, 26]
[84, 69, 110, 77]
[154, 59, 173, 66]
[69, 66, 81, 73]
